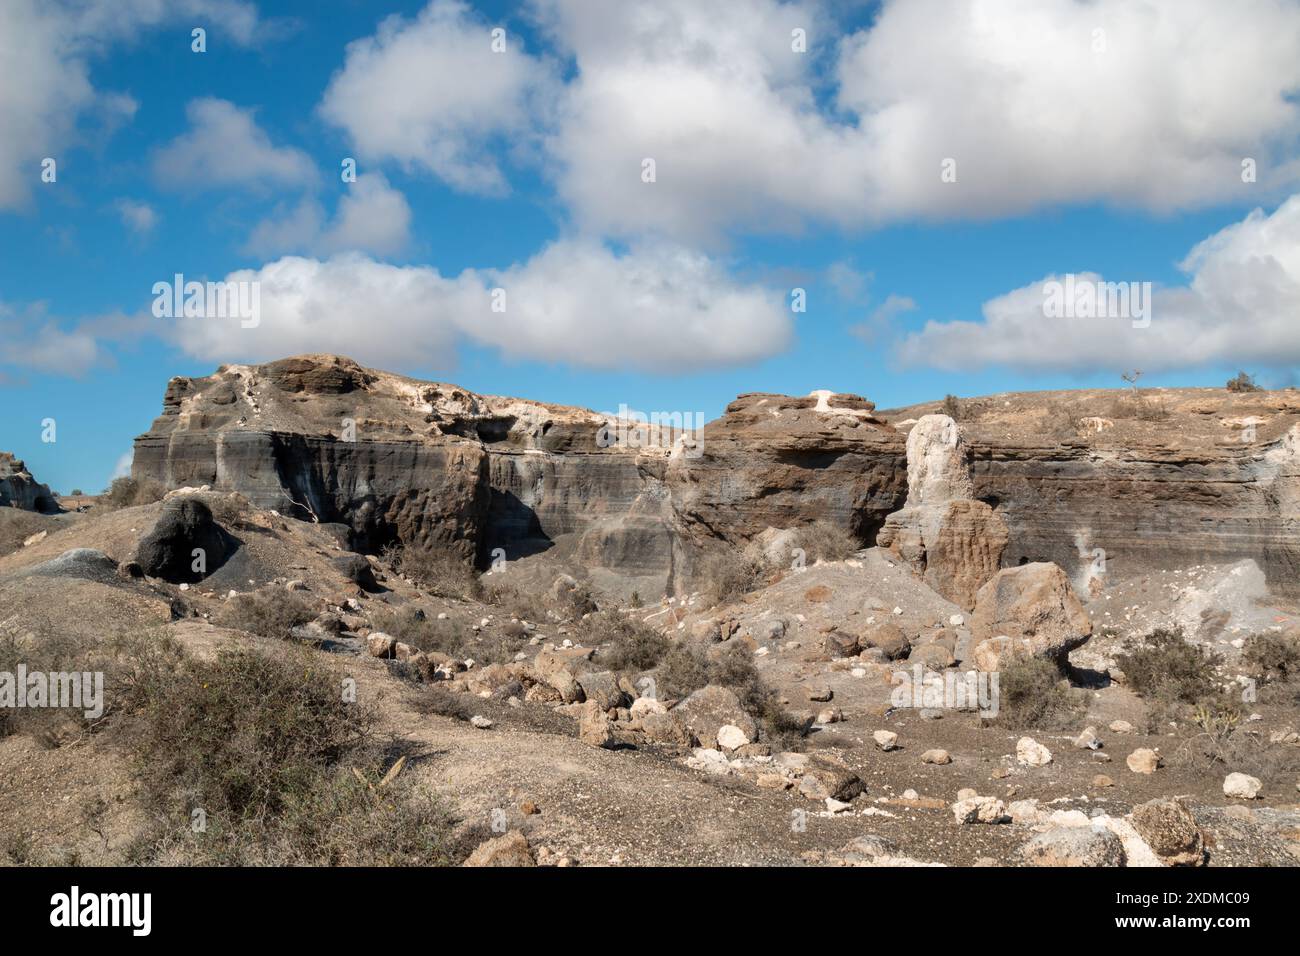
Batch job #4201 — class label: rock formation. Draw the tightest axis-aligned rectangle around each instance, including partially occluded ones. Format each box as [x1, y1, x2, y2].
[875, 415, 1008, 609]
[968, 562, 1093, 671]
[0, 452, 56, 512]
[129, 356, 1300, 602]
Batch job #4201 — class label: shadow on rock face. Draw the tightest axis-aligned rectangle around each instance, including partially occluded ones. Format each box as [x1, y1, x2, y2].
[135, 497, 238, 584]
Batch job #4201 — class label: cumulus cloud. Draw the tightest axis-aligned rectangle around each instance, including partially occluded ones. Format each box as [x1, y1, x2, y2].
[319, 0, 556, 194]
[166, 241, 792, 372]
[153, 98, 318, 191]
[0, 0, 267, 212]
[896, 194, 1300, 372]
[0, 0, 95, 211]
[244, 174, 412, 257]
[324, 0, 1300, 243]
[0, 303, 148, 377]
[112, 198, 158, 234]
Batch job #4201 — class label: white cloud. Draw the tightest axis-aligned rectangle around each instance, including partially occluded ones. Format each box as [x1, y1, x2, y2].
[330, 0, 1295, 244]
[896, 194, 1300, 373]
[110, 450, 134, 481]
[244, 174, 412, 257]
[0, 302, 104, 377]
[0, 0, 266, 212]
[113, 198, 158, 234]
[153, 98, 318, 191]
[167, 241, 792, 372]
[319, 0, 555, 194]
[0, 0, 95, 211]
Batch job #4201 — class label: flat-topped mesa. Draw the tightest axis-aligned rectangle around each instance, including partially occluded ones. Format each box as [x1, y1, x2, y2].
[876, 415, 1009, 610]
[0, 452, 57, 513]
[133, 355, 690, 595]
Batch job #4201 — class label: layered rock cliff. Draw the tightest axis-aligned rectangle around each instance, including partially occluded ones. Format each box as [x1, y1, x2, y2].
[0, 452, 56, 512]
[131, 356, 1300, 599]
[880, 390, 1300, 597]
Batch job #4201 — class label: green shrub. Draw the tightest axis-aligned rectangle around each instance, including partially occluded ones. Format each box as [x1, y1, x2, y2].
[989, 653, 1086, 730]
[1243, 632, 1300, 682]
[1116, 627, 1220, 704]
[217, 587, 316, 640]
[387, 542, 482, 600]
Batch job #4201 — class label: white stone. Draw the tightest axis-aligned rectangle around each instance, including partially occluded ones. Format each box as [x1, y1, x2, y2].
[717, 724, 751, 751]
[1016, 736, 1053, 767]
[1223, 772, 1262, 799]
[470, 715, 493, 729]
[873, 730, 899, 751]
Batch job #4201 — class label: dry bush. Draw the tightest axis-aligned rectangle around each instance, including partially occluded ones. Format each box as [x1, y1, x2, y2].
[217, 587, 316, 640]
[693, 549, 763, 607]
[1116, 626, 1221, 705]
[1105, 393, 1168, 422]
[988, 653, 1087, 730]
[1243, 632, 1300, 683]
[941, 394, 963, 421]
[104, 476, 168, 510]
[0, 509, 55, 557]
[368, 606, 462, 656]
[124, 645, 460, 866]
[658, 641, 807, 748]
[1042, 401, 1080, 440]
[792, 520, 859, 563]
[1226, 371, 1261, 393]
[1168, 699, 1300, 784]
[386, 542, 482, 601]
[480, 579, 549, 623]
[589, 613, 670, 672]
[207, 492, 254, 529]
[0, 627, 150, 746]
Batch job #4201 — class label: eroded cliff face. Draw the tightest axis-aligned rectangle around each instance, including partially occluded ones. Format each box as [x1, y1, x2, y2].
[664, 392, 908, 583]
[0, 453, 56, 512]
[131, 356, 1300, 599]
[881, 390, 1300, 597]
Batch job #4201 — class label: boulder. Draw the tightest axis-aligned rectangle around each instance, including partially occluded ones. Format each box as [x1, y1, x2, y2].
[1130, 798, 1206, 866]
[332, 553, 379, 592]
[1126, 748, 1163, 774]
[952, 796, 1008, 824]
[669, 685, 757, 749]
[135, 497, 231, 583]
[970, 562, 1092, 670]
[463, 830, 535, 867]
[578, 700, 617, 749]
[1223, 772, 1262, 800]
[876, 416, 1009, 609]
[1016, 736, 1053, 767]
[857, 621, 911, 660]
[797, 756, 865, 802]
[1021, 826, 1126, 867]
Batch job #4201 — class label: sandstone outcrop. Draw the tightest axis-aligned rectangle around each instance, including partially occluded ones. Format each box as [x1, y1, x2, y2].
[876, 415, 1008, 608]
[969, 562, 1092, 670]
[880, 389, 1300, 598]
[0, 453, 56, 513]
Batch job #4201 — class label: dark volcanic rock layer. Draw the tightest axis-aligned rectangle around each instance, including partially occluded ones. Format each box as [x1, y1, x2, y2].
[131, 357, 1300, 598]
[0, 452, 57, 512]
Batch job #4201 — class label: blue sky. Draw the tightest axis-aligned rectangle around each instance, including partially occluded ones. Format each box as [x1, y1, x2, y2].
[3, 0, 1300, 494]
